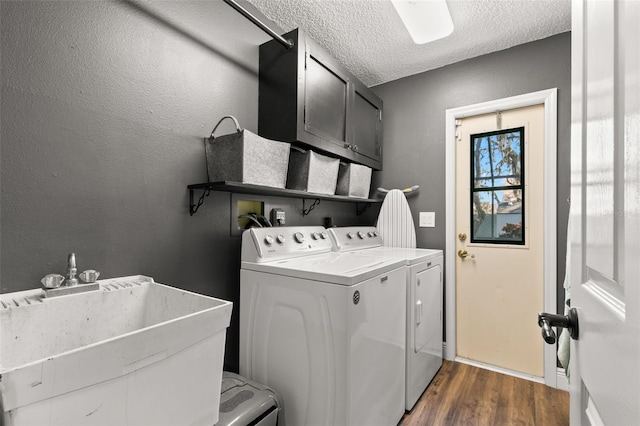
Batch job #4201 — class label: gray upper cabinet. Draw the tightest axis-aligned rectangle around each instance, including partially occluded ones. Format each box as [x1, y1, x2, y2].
[258, 29, 383, 170]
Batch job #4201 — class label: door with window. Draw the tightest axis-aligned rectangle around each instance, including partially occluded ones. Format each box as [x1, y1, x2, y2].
[456, 104, 545, 378]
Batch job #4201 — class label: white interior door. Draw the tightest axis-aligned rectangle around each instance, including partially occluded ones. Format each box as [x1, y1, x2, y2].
[569, 0, 640, 424]
[455, 105, 545, 379]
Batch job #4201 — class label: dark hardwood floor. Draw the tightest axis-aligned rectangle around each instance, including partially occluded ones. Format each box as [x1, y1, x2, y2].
[399, 360, 569, 426]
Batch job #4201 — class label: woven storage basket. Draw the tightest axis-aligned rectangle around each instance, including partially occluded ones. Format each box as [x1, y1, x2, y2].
[204, 116, 290, 188]
[286, 148, 339, 195]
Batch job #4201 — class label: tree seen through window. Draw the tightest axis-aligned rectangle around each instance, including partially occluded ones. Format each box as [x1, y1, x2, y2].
[470, 127, 525, 244]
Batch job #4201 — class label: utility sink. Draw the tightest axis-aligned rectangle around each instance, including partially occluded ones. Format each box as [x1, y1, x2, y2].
[0, 275, 233, 426]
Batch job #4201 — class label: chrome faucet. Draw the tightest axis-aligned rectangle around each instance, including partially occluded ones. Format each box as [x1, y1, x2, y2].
[66, 253, 79, 286]
[40, 253, 100, 297]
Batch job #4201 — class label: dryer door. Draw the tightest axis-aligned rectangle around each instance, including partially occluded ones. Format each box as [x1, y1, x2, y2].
[414, 265, 442, 353]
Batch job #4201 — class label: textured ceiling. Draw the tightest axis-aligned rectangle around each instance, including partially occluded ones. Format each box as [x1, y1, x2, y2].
[246, 0, 572, 87]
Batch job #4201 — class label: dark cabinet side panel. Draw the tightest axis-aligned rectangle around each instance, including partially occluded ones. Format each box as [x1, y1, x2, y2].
[258, 29, 301, 143]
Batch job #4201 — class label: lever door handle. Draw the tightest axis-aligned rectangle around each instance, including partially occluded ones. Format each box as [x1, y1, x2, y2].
[537, 308, 579, 344]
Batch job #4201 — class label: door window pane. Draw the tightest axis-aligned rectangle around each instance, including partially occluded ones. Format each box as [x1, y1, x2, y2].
[471, 128, 525, 244]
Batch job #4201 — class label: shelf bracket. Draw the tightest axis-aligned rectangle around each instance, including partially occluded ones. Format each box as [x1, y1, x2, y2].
[189, 186, 212, 216]
[302, 198, 321, 216]
[356, 202, 371, 216]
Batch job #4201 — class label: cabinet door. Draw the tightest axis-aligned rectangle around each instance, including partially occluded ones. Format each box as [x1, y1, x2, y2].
[352, 86, 382, 163]
[304, 46, 349, 149]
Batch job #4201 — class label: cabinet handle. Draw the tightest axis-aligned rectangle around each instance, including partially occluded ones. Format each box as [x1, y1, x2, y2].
[381, 276, 388, 282]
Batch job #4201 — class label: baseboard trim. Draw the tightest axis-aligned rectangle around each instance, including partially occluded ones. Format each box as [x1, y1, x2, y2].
[556, 367, 569, 391]
[454, 357, 545, 384]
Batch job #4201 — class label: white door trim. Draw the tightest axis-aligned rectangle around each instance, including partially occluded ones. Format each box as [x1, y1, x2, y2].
[444, 88, 558, 388]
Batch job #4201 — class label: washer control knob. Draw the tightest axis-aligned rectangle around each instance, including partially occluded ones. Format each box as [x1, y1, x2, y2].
[276, 234, 286, 244]
[357, 231, 366, 239]
[264, 235, 274, 245]
[368, 231, 375, 237]
[320, 231, 328, 239]
[294, 232, 305, 243]
[347, 232, 355, 239]
[311, 232, 320, 240]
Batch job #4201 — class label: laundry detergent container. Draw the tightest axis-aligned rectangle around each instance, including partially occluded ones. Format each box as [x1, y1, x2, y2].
[217, 372, 282, 426]
[205, 116, 290, 188]
[286, 147, 339, 195]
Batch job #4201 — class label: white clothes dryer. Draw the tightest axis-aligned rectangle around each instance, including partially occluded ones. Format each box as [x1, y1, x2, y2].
[239, 226, 406, 426]
[329, 226, 443, 411]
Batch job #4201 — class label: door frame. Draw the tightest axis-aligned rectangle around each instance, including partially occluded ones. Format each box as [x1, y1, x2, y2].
[444, 88, 560, 388]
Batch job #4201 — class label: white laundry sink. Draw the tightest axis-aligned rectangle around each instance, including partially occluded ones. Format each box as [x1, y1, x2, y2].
[0, 275, 232, 426]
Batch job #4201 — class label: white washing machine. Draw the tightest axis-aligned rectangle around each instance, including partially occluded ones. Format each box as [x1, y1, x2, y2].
[329, 226, 443, 411]
[239, 226, 406, 426]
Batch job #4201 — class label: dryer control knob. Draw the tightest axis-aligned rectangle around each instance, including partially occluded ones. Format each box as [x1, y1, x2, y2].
[347, 232, 355, 239]
[357, 231, 366, 239]
[311, 232, 320, 240]
[276, 234, 286, 244]
[294, 232, 305, 243]
[320, 231, 328, 239]
[264, 235, 274, 245]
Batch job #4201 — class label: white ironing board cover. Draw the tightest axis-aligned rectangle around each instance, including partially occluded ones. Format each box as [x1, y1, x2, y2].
[376, 189, 417, 248]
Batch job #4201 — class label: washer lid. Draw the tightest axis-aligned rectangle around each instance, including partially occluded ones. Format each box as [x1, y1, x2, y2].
[241, 252, 405, 285]
[353, 247, 443, 266]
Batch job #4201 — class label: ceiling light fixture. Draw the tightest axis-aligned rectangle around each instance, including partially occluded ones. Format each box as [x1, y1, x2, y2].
[391, 0, 454, 44]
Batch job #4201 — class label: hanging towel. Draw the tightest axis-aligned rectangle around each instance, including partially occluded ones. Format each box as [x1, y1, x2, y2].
[557, 212, 572, 380]
[376, 189, 417, 248]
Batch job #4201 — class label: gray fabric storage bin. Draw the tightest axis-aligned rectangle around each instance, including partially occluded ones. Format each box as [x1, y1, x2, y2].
[336, 162, 372, 198]
[286, 148, 339, 195]
[205, 116, 290, 188]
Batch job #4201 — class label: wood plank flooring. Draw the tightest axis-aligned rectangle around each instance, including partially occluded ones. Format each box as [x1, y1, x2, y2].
[399, 360, 569, 426]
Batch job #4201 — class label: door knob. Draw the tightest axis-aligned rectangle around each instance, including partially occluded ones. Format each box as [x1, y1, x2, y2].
[457, 249, 475, 259]
[537, 308, 579, 344]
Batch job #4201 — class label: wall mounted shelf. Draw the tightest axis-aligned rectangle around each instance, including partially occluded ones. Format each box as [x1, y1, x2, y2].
[188, 181, 381, 216]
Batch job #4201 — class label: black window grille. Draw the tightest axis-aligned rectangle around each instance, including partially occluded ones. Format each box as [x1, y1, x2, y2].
[470, 127, 525, 245]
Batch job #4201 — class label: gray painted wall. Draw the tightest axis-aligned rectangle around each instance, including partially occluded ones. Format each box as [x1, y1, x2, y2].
[1, 0, 570, 372]
[0, 0, 365, 372]
[371, 32, 572, 321]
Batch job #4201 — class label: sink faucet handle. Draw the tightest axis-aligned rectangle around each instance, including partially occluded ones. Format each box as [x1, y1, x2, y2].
[42, 273, 65, 289]
[80, 270, 100, 283]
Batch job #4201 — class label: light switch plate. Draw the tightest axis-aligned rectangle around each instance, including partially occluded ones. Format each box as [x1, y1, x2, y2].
[419, 212, 435, 228]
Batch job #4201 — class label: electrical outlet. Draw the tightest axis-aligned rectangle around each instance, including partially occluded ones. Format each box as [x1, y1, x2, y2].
[271, 208, 285, 226]
[419, 212, 435, 228]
